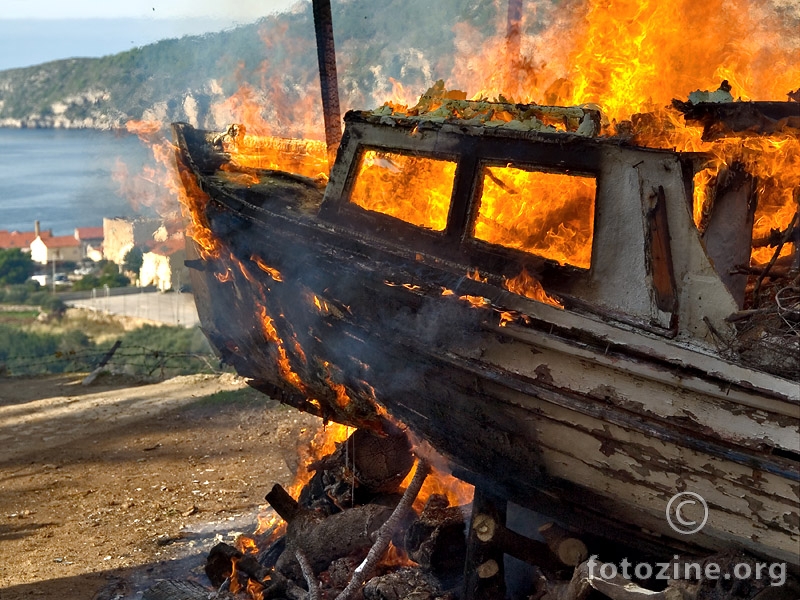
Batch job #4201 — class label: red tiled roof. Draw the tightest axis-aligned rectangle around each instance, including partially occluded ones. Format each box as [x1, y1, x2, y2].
[145, 235, 185, 257]
[41, 235, 81, 248]
[74, 227, 104, 240]
[0, 229, 52, 249]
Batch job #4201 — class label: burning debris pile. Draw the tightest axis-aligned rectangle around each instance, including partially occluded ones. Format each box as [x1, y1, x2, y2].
[142, 426, 800, 600]
[142, 426, 475, 600]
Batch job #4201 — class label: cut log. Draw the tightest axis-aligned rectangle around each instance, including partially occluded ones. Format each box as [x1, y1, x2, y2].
[405, 494, 467, 582]
[299, 427, 414, 513]
[265, 483, 300, 522]
[471, 513, 564, 572]
[538, 522, 589, 567]
[206, 542, 272, 588]
[463, 488, 506, 600]
[345, 427, 414, 494]
[275, 502, 393, 581]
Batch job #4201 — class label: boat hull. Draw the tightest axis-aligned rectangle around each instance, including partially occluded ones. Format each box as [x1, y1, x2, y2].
[176, 122, 800, 567]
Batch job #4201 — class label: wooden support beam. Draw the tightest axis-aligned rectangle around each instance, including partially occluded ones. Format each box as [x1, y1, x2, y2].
[312, 0, 342, 169]
[463, 488, 507, 600]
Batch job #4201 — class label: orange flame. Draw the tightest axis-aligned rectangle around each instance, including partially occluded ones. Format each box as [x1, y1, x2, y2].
[252, 255, 284, 281]
[215, 269, 234, 283]
[323, 361, 351, 409]
[504, 269, 563, 309]
[443, 0, 798, 266]
[350, 150, 456, 230]
[458, 295, 491, 309]
[466, 268, 488, 283]
[258, 307, 306, 392]
[380, 542, 418, 568]
[400, 461, 475, 512]
[287, 423, 352, 499]
[475, 167, 596, 269]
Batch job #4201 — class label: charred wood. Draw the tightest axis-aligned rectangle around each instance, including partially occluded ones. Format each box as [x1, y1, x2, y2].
[266, 483, 300, 522]
[362, 567, 443, 600]
[672, 100, 800, 140]
[206, 542, 271, 587]
[699, 165, 756, 307]
[463, 488, 507, 600]
[318, 556, 361, 597]
[275, 502, 392, 581]
[334, 458, 431, 600]
[753, 212, 798, 307]
[312, 0, 342, 166]
[405, 494, 468, 583]
[206, 542, 244, 588]
[345, 427, 414, 494]
[299, 428, 414, 513]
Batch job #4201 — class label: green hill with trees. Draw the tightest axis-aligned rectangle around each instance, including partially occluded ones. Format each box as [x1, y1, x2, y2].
[0, 0, 517, 131]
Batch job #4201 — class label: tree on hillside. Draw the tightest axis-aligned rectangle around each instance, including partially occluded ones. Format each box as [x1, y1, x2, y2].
[0, 249, 34, 285]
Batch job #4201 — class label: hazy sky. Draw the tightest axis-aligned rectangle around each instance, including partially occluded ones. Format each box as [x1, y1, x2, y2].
[3, 0, 300, 21]
[0, 0, 302, 71]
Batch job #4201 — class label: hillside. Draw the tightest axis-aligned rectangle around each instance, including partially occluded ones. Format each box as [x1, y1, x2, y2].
[0, 0, 510, 133]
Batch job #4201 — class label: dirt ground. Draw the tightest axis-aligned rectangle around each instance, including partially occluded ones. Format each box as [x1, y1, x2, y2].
[0, 372, 321, 600]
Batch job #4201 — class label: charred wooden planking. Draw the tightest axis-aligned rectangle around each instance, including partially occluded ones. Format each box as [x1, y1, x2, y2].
[185, 228, 799, 563]
[672, 100, 800, 140]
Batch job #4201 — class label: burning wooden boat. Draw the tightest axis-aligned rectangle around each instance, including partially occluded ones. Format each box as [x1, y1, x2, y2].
[173, 96, 799, 572]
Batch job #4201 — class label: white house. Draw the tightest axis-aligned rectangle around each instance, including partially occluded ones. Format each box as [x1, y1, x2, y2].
[30, 234, 82, 265]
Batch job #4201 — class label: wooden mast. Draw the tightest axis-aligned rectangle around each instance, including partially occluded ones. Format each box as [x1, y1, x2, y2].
[312, 0, 342, 169]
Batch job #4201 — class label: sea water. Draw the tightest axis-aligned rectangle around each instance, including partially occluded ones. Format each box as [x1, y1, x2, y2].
[0, 128, 156, 236]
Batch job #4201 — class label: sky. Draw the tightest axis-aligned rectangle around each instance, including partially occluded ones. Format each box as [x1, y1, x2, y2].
[0, 0, 302, 71]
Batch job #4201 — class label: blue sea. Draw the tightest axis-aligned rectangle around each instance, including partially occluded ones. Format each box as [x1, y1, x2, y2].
[0, 128, 156, 236]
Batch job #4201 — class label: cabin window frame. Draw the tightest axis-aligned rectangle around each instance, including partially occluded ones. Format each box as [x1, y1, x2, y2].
[336, 143, 463, 243]
[463, 159, 599, 273]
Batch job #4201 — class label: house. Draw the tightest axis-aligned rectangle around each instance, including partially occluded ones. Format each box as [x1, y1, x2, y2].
[74, 226, 104, 261]
[30, 234, 82, 265]
[139, 236, 189, 292]
[0, 221, 52, 252]
[103, 217, 162, 265]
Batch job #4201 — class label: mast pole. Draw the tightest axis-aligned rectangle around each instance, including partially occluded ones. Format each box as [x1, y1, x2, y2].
[312, 0, 342, 169]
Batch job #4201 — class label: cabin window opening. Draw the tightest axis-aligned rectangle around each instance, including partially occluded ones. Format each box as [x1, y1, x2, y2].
[473, 164, 596, 269]
[349, 149, 456, 232]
